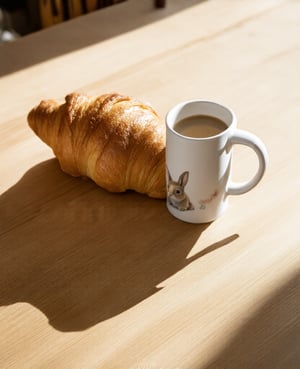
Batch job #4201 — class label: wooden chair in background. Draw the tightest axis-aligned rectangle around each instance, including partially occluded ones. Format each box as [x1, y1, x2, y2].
[39, 0, 167, 29]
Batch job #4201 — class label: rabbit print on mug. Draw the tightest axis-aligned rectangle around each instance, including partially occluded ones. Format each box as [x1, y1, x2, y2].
[167, 170, 194, 211]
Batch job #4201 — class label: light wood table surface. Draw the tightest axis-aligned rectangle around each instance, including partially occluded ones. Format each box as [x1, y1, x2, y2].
[0, 0, 299, 368]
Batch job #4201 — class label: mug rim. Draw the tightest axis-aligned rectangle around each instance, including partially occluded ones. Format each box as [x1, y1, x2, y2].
[166, 99, 237, 141]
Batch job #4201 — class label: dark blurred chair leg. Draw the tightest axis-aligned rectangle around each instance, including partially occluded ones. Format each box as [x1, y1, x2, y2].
[155, 0, 166, 8]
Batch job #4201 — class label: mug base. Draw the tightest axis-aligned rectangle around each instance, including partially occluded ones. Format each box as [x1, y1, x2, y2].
[166, 202, 227, 224]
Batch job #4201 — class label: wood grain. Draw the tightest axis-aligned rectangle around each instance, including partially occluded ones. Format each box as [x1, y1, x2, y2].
[0, 0, 299, 368]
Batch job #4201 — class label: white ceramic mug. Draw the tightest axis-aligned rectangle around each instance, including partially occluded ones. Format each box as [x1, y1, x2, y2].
[166, 100, 268, 223]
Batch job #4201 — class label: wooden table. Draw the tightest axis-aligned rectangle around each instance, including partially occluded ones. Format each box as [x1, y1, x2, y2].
[1, 0, 299, 368]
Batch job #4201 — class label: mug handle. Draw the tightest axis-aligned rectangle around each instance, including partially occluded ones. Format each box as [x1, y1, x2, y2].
[226, 129, 269, 195]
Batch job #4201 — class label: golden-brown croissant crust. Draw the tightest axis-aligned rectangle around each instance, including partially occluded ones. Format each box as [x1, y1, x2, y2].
[27, 92, 166, 198]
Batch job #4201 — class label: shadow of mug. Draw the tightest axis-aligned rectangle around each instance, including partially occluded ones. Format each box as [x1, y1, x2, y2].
[0, 159, 237, 331]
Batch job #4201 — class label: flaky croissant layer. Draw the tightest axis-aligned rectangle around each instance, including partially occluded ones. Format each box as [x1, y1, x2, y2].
[28, 92, 166, 198]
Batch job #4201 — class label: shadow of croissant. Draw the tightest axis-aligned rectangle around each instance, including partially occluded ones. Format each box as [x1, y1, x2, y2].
[0, 159, 238, 332]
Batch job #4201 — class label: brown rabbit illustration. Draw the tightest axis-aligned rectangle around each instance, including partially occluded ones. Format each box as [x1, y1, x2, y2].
[167, 170, 194, 211]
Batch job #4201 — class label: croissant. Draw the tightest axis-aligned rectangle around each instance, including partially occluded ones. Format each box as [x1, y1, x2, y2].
[27, 92, 166, 198]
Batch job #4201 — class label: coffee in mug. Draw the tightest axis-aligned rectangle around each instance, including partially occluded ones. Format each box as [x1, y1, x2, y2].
[166, 100, 268, 223]
[174, 114, 228, 138]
